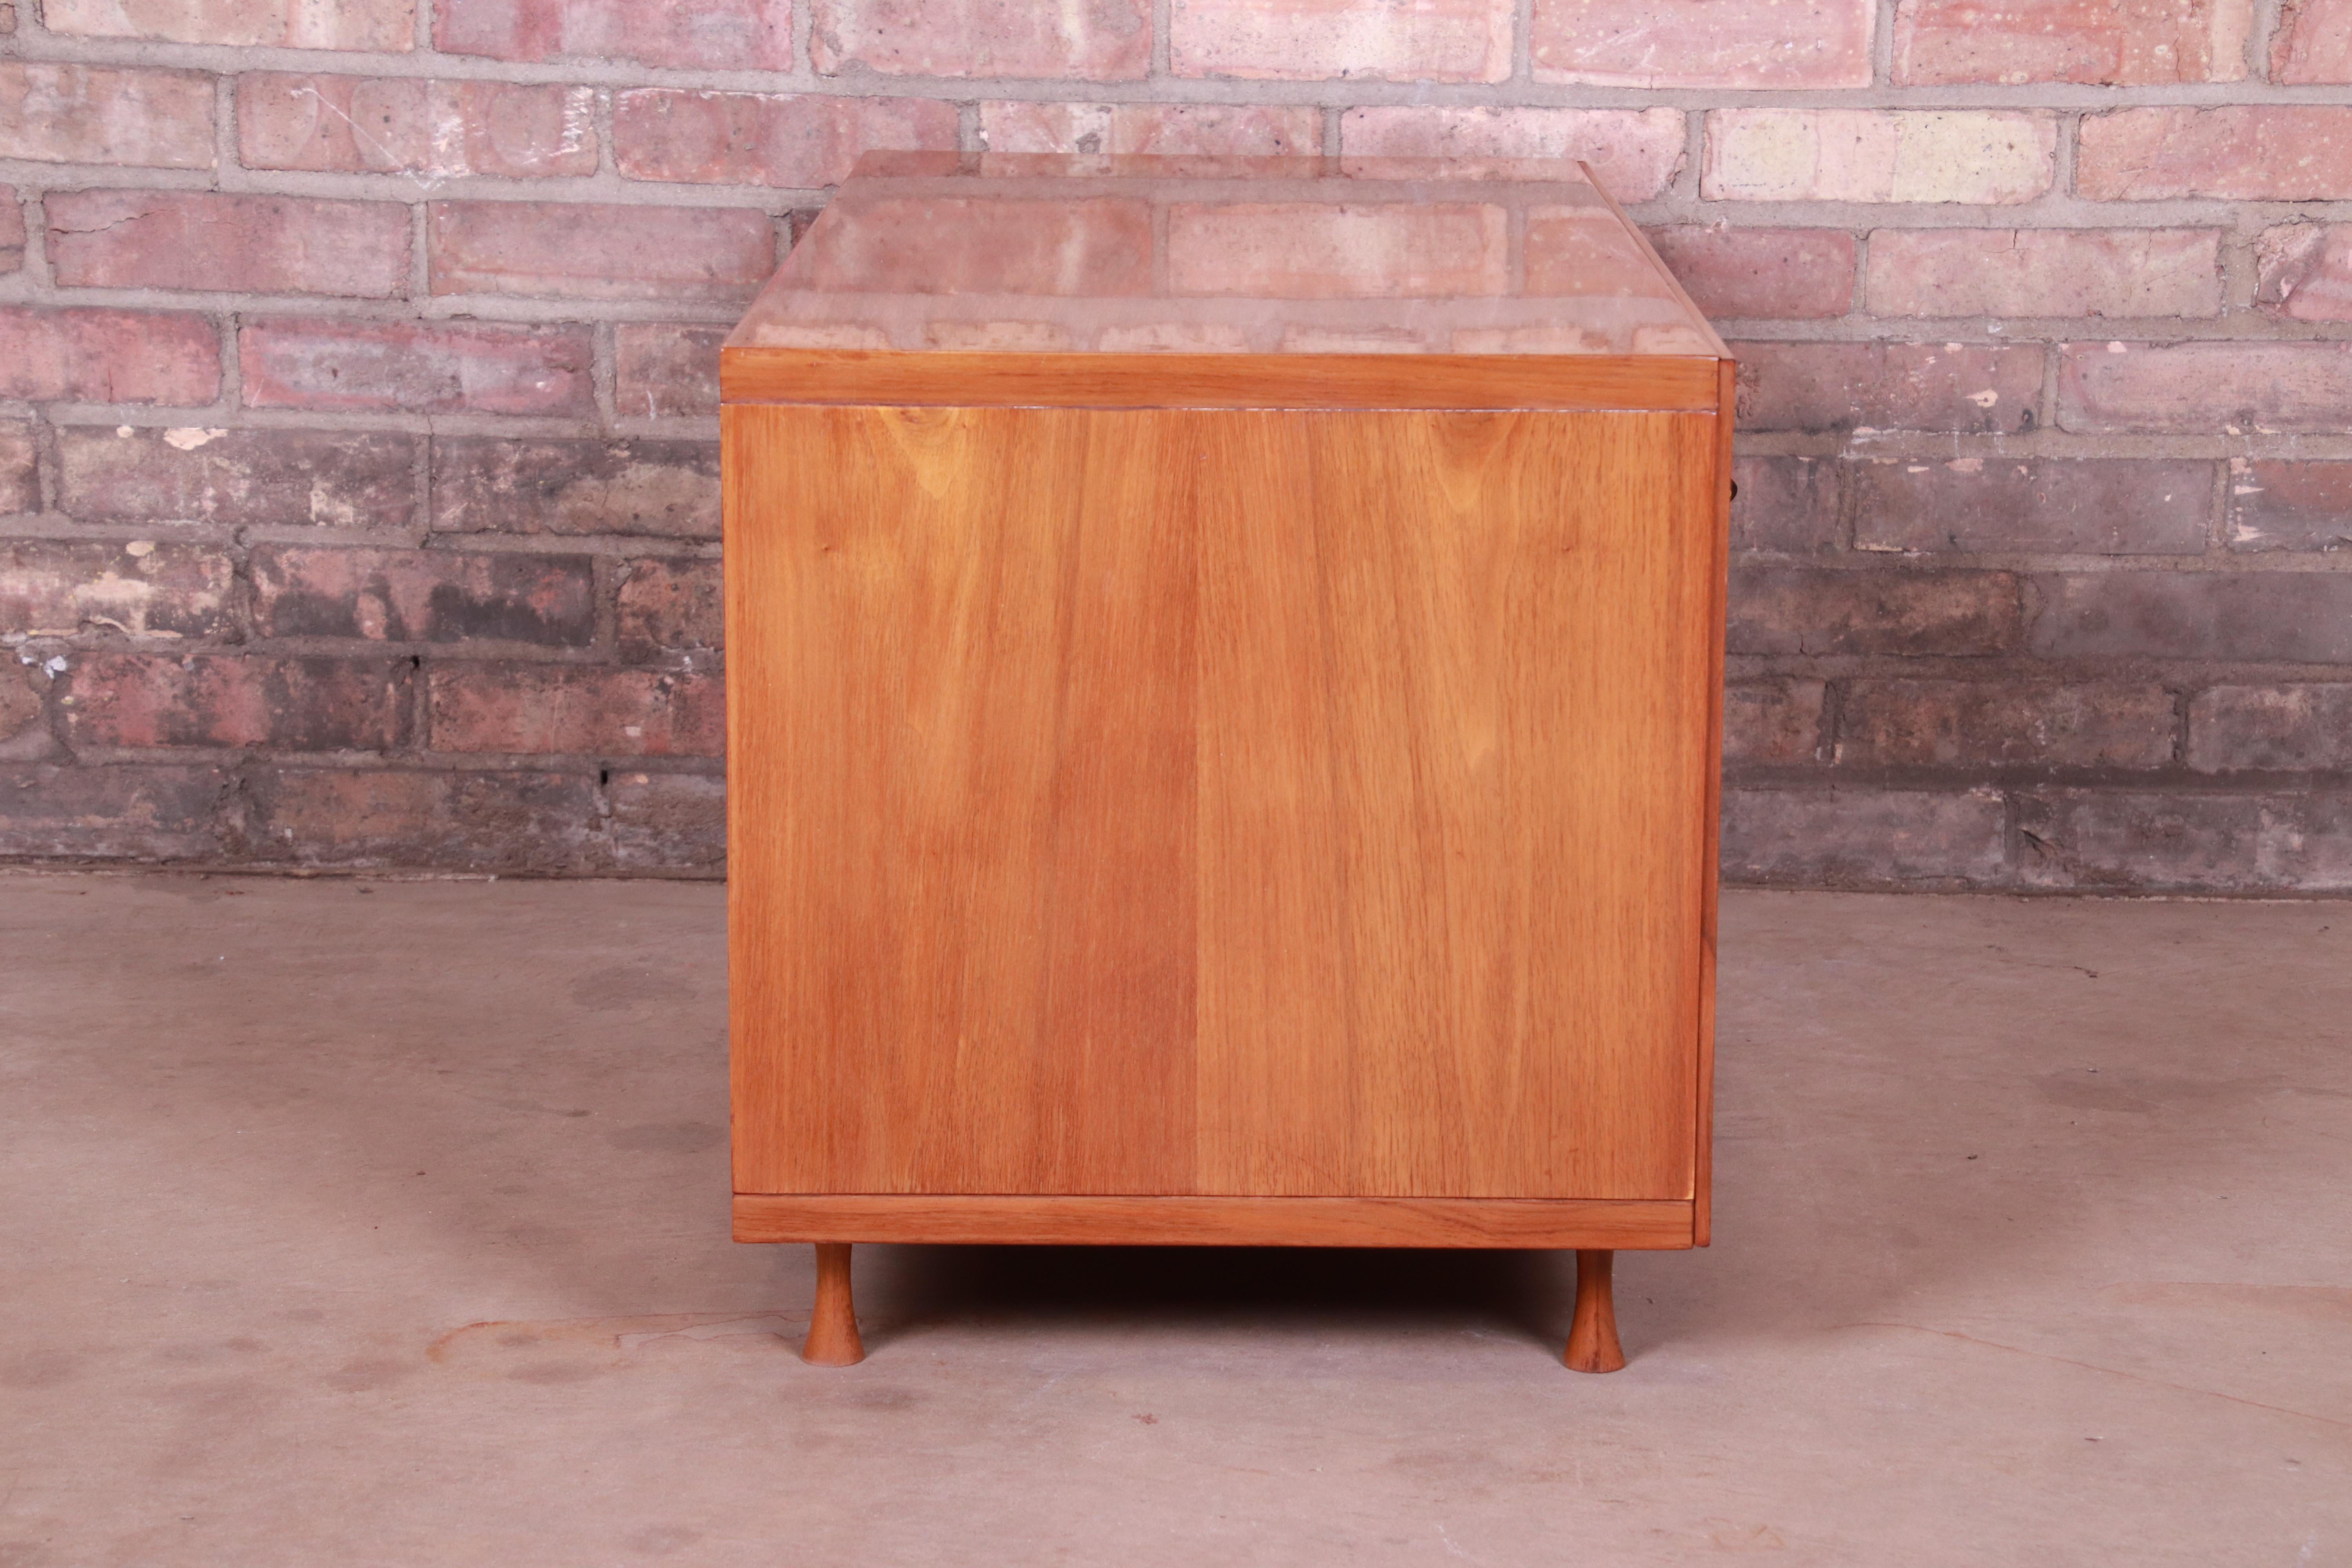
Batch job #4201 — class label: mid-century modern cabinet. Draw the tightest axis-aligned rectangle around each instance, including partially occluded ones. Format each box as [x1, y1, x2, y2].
[722, 153, 1730, 1372]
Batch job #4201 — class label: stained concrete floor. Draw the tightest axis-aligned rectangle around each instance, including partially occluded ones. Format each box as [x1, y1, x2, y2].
[2, 873, 2349, 1566]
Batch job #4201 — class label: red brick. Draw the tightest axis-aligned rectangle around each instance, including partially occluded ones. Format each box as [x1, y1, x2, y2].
[45, 0, 414, 47]
[1705, 110, 2056, 204]
[2028, 572, 2352, 662]
[1732, 456, 1842, 554]
[1851, 458, 2212, 554]
[2189, 686, 2352, 772]
[1645, 228, 1853, 320]
[2016, 790, 2352, 892]
[2254, 224, 2352, 324]
[1866, 229, 2220, 319]
[0, 190, 23, 274]
[1894, 0, 2249, 83]
[2227, 462, 2352, 553]
[47, 191, 411, 299]
[63, 653, 410, 751]
[2078, 108, 2352, 200]
[427, 202, 774, 303]
[819, 0, 1149, 78]
[0, 308, 220, 406]
[2058, 341, 2352, 435]
[244, 767, 603, 871]
[0, 421, 33, 515]
[1339, 107, 1684, 200]
[435, 0, 792, 69]
[0, 763, 226, 860]
[1534, 0, 1873, 86]
[1724, 679, 1825, 764]
[1722, 787, 2007, 886]
[239, 318, 593, 416]
[1838, 681, 2175, 768]
[606, 770, 724, 869]
[1169, 203, 1506, 298]
[431, 438, 719, 539]
[2272, 0, 2352, 83]
[615, 324, 725, 419]
[0, 660, 47, 759]
[0, 64, 215, 169]
[800, 198, 1151, 296]
[1730, 566, 2022, 656]
[1173, 0, 1507, 82]
[0, 542, 234, 640]
[1736, 342, 2042, 434]
[614, 91, 956, 190]
[238, 75, 599, 179]
[981, 102, 1321, 158]
[250, 547, 595, 646]
[617, 558, 723, 661]
[427, 664, 721, 757]
[57, 426, 417, 529]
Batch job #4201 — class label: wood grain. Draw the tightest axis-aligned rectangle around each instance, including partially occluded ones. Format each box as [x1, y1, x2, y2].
[1693, 358, 1733, 1247]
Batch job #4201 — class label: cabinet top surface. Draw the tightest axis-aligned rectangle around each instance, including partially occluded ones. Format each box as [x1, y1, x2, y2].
[724, 153, 1723, 361]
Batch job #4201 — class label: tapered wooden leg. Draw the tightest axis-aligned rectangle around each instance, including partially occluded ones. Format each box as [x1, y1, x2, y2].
[802, 1242, 866, 1366]
[1564, 1249, 1626, 1373]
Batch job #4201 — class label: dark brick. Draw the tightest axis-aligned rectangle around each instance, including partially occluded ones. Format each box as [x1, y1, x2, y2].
[1730, 565, 2020, 656]
[1734, 342, 2042, 434]
[251, 548, 595, 646]
[2029, 572, 2352, 663]
[617, 557, 722, 660]
[1852, 459, 2211, 555]
[243, 766, 604, 871]
[1646, 227, 1855, 320]
[0, 306, 221, 405]
[2188, 685, 2352, 773]
[0, 762, 225, 859]
[2228, 461, 2352, 552]
[431, 438, 719, 538]
[1732, 456, 1841, 554]
[1838, 681, 2175, 769]
[2058, 341, 2352, 434]
[614, 323, 724, 420]
[0, 542, 234, 641]
[57, 426, 417, 528]
[46, 190, 411, 298]
[1724, 679, 1824, 764]
[426, 664, 722, 757]
[63, 653, 409, 751]
[2017, 789, 2352, 891]
[606, 769, 725, 869]
[0, 420, 33, 515]
[1722, 787, 2007, 886]
[0, 661, 51, 760]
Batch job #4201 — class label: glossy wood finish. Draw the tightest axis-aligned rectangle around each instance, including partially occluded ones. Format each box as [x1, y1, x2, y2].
[736, 1196, 1695, 1249]
[802, 1243, 864, 1366]
[1564, 1250, 1626, 1374]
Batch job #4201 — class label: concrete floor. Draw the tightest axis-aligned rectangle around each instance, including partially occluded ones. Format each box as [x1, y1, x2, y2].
[2, 876, 2348, 1567]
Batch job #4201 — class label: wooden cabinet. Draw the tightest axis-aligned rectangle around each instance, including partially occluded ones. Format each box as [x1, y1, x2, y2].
[722, 153, 1730, 1371]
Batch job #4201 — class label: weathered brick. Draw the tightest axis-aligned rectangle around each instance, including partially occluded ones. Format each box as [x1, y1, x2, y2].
[2273, 0, 2352, 82]
[2254, 224, 2352, 324]
[1736, 342, 2042, 434]
[1838, 681, 2175, 769]
[45, 0, 414, 47]
[2029, 572, 2352, 663]
[0, 763, 225, 860]
[0, 661, 49, 759]
[2078, 108, 2352, 201]
[1851, 458, 2212, 554]
[240, 319, 594, 416]
[2189, 686, 2352, 772]
[250, 547, 595, 646]
[613, 91, 955, 190]
[1730, 566, 2021, 656]
[801, 197, 1151, 296]
[1722, 787, 2007, 885]
[820, 0, 1149, 78]
[1533, 0, 1873, 86]
[1893, 0, 2249, 83]
[1173, 0, 1508, 82]
[432, 438, 719, 539]
[981, 102, 1321, 158]
[2058, 342, 2352, 435]
[0, 542, 233, 641]
[57, 426, 417, 529]
[617, 558, 722, 660]
[436, 0, 793, 69]
[0, 421, 33, 516]
[238, 75, 599, 179]
[0, 64, 215, 169]
[1732, 456, 1842, 554]
[606, 770, 725, 869]
[0, 190, 23, 274]
[615, 324, 725, 420]
[427, 665, 722, 757]
[1169, 203, 1507, 298]
[1724, 679, 1825, 764]
[1866, 229, 2220, 319]
[63, 653, 409, 751]
[1646, 227, 1854, 320]
[47, 191, 411, 299]
[428, 202, 775, 302]
[0, 308, 220, 406]
[1704, 110, 2055, 203]
[1339, 107, 1684, 200]
[244, 767, 603, 871]
[2018, 790, 2352, 892]
[2228, 461, 2352, 553]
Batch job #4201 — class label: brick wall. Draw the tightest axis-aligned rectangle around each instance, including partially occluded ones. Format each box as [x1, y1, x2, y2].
[2, 0, 2350, 889]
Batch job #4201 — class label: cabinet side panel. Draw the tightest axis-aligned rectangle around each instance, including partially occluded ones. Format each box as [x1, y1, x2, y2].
[727, 405, 1197, 1196]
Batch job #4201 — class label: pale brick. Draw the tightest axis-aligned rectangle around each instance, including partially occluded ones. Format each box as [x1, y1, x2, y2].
[57, 426, 417, 528]
[250, 546, 595, 646]
[0, 308, 221, 406]
[800, 198, 1151, 296]
[615, 324, 725, 420]
[1730, 565, 2022, 656]
[0, 421, 32, 516]
[1722, 787, 2007, 886]
[1838, 681, 2176, 768]
[435, 0, 792, 69]
[244, 767, 604, 871]
[2226, 461, 2352, 553]
[0, 763, 226, 861]
[2058, 342, 2352, 435]
[2029, 572, 2352, 663]
[981, 102, 1321, 158]
[1724, 679, 1825, 764]
[431, 438, 719, 539]
[0, 542, 234, 641]
[64, 653, 410, 751]
[44, 0, 413, 48]
[1867, 229, 2220, 319]
[1852, 458, 2211, 554]
[2272, 0, 2352, 83]
[614, 91, 958, 189]
[1732, 456, 1842, 554]
[1704, 110, 2055, 204]
[0, 63, 214, 169]
[428, 202, 774, 302]
[2078, 108, 2352, 201]
[818, 0, 1149, 78]
[1533, 0, 1873, 87]
[2190, 686, 2352, 772]
[1173, 0, 1510, 82]
[428, 664, 721, 757]
[1168, 203, 1507, 298]
[1736, 342, 2042, 434]
[2254, 224, 2352, 324]
[47, 191, 411, 299]
[1340, 107, 1684, 200]
[0, 190, 23, 274]
[240, 318, 593, 416]
[238, 75, 599, 179]
[1645, 228, 1854, 319]
[1894, 0, 2249, 83]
